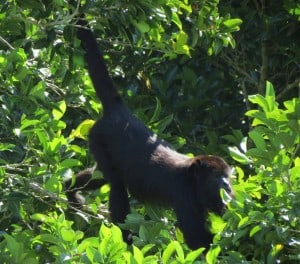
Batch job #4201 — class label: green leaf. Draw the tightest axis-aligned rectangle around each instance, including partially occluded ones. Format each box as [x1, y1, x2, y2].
[249, 225, 261, 237]
[52, 100, 66, 120]
[45, 175, 61, 192]
[171, 31, 190, 56]
[135, 20, 150, 33]
[228, 146, 252, 164]
[171, 12, 182, 30]
[77, 237, 100, 253]
[290, 164, 300, 183]
[240, 136, 248, 153]
[269, 179, 285, 197]
[246, 148, 268, 159]
[70, 119, 95, 140]
[15, 65, 30, 81]
[35, 234, 60, 244]
[209, 212, 226, 233]
[132, 246, 144, 263]
[73, 52, 85, 67]
[29, 81, 46, 100]
[20, 118, 40, 131]
[223, 18, 243, 31]
[13, 48, 27, 62]
[31, 213, 48, 222]
[61, 158, 82, 168]
[185, 247, 205, 262]
[60, 227, 75, 242]
[238, 216, 249, 228]
[249, 130, 266, 151]
[265, 81, 275, 97]
[0, 55, 6, 65]
[267, 244, 284, 264]
[99, 224, 111, 239]
[152, 114, 173, 133]
[4, 234, 22, 257]
[278, 132, 297, 150]
[175, 242, 184, 262]
[265, 81, 276, 111]
[0, 143, 15, 151]
[206, 245, 221, 264]
[246, 109, 275, 128]
[176, 31, 188, 44]
[162, 241, 181, 264]
[86, 247, 101, 263]
[248, 94, 270, 112]
[150, 97, 162, 123]
[139, 225, 148, 242]
[48, 138, 62, 152]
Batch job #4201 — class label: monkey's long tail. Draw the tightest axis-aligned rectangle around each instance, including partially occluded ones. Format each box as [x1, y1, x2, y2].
[76, 17, 121, 111]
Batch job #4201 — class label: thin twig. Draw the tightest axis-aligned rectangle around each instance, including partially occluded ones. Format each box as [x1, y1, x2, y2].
[0, 36, 15, 50]
[29, 181, 109, 220]
[258, 41, 268, 94]
[277, 78, 300, 101]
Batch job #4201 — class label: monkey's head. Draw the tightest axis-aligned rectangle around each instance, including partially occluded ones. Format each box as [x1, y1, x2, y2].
[189, 155, 233, 216]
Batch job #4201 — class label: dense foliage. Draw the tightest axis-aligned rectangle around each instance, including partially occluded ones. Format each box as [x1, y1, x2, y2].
[0, 0, 299, 263]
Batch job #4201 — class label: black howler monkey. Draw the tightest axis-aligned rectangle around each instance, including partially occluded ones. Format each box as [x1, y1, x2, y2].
[65, 17, 233, 250]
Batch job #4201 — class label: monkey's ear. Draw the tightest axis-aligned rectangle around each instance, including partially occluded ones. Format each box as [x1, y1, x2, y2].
[188, 158, 210, 178]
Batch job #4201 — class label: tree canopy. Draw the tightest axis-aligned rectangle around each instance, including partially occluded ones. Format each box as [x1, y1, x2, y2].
[0, 0, 299, 263]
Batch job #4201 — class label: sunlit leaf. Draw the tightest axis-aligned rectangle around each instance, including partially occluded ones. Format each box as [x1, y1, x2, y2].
[52, 101, 66, 120]
[238, 216, 251, 229]
[60, 228, 75, 242]
[223, 18, 243, 31]
[133, 246, 144, 262]
[171, 12, 182, 30]
[162, 241, 183, 264]
[249, 130, 266, 151]
[31, 213, 48, 222]
[249, 225, 261, 237]
[249, 94, 269, 112]
[70, 119, 95, 140]
[229, 146, 252, 164]
[265, 81, 275, 97]
[45, 175, 61, 192]
[77, 237, 99, 253]
[206, 245, 221, 264]
[185, 247, 205, 262]
[61, 158, 82, 168]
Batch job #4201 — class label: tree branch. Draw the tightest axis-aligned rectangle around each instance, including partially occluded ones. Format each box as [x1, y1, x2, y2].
[277, 78, 300, 101]
[258, 41, 268, 94]
[0, 36, 14, 50]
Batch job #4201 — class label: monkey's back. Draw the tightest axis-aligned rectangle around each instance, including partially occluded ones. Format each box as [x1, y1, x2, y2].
[88, 103, 188, 203]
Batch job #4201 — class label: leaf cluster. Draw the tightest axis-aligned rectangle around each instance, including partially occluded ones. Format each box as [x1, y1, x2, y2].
[0, 0, 300, 263]
[220, 83, 300, 262]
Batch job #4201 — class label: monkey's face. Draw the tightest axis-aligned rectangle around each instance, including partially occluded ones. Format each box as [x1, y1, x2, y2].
[204, 171, 233, 215]
[190, 155, 233, 216]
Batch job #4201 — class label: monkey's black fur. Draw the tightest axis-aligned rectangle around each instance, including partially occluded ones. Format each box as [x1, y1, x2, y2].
[65, 18, 232, 250]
